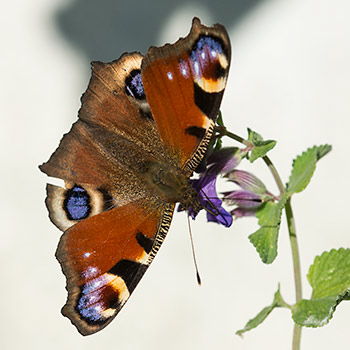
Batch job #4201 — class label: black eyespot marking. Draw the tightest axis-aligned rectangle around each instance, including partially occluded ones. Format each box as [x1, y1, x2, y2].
[109, 260, 148, 293]
[135, 231, 154, 254]
[125, 69, 145, 100]
[139, 108, 154, 121]
[98, 187, 115, 212]
[185, 126, 206, 139]
[64, 185, 91, 220]
[212, 62, 227, 79]
[193, 82, 224, 120]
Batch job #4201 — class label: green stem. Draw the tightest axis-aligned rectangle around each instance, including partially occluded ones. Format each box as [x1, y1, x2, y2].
[222, 130, 303, 350]
[285, 198, 302, 350]
[262, 156, 285, 196]
[215, 126, 252, 147]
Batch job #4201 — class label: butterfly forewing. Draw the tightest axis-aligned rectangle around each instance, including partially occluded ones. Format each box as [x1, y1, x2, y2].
[142, 17, 231, 175]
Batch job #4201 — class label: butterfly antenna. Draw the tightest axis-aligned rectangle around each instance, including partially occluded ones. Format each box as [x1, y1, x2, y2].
[187, 214, 202, 286]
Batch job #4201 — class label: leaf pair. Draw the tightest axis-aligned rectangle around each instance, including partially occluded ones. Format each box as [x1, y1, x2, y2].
[237, 249, 350, 334]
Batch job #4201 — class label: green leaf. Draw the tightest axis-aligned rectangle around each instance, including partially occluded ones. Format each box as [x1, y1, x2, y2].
[287, 145, 331, 194]
[247, 128, 264, 143]
[315, 144, 332, 160]
[247, 128, 276, 163]
[212, 111, 225, 151]
[216, 110, 225, 127]
[249, 194, 288, 264]
[292, 248, 350, 327]
[236, 285, 290, 336]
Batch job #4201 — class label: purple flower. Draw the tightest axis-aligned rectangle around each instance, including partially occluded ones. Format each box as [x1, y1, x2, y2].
[223, 170, 273, 218]
[191, 172, 233, 227]
[181, 147, 271, 226]
[184, 147, 248, 227]
[206, 147, 242, 174]
[179, 171, 233, 228]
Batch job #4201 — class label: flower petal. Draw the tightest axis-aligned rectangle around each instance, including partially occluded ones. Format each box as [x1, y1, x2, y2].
[193, 172, 233, 227]
[223, 190, 263, 209]
[226, 170, 267, 194]
[207, 147, 241, 174]
[231, 207, 259, 218]
[207, 204, 233, 227]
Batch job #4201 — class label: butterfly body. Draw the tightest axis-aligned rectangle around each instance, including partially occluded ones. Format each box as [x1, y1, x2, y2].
[40, 18, 230, 335]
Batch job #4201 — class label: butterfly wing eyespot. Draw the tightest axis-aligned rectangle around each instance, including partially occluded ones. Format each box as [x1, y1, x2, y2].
[40, 17, 231, 335]
[45, 183, 117, 231]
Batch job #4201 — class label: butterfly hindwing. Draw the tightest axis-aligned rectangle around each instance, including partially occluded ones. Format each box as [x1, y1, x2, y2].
[57, 201, 174, 335]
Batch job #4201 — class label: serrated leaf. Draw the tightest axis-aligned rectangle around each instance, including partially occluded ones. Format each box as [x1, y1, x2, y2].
[247, 128, 264, 143]
[249, 140, 277, 163]
[247, 128, 276, 162]
[249, 194, 288, 264]
[308, 248, 350, 299]
[236, 285, 289, 335]
[287, 145, 331, 194]
[292, 248, 350, 327]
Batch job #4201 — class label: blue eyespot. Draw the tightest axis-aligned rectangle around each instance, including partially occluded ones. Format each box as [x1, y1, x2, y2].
[125, 69, 145, 100]
[190, 36, 224, 78]
[64, 185, 91, 220]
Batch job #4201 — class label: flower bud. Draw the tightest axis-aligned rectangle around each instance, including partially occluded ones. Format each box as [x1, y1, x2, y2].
[226, 170, 266, 195]
[223, 190, 263, 209]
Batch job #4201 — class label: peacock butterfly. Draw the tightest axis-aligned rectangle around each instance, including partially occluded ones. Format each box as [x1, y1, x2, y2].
[40, 17, 231, 335]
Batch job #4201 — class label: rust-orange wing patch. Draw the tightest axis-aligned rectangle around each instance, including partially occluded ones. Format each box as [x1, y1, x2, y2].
[142, 17, 231, 174]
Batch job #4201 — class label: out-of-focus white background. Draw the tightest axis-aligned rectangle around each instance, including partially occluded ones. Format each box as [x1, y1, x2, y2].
[1, 0, 349, 349]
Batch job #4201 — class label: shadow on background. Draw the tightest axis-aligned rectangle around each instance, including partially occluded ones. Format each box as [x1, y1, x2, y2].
[55, 0, 265, 62]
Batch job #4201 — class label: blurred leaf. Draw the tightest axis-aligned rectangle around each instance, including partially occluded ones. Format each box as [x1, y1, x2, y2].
[315, 144, 332, 161]
[216, 110, 225, 127]
[292, 248, 350, 327]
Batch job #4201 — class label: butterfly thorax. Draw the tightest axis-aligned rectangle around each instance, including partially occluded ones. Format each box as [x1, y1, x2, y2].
[142, 160, 202, 212]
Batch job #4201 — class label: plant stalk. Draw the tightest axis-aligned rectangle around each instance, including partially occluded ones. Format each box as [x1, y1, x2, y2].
[222, 130, 303, 349]
[285, 198, 302, 350]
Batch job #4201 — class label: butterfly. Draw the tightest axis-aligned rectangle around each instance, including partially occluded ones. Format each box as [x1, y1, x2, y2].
[40, 17, 231, 335]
